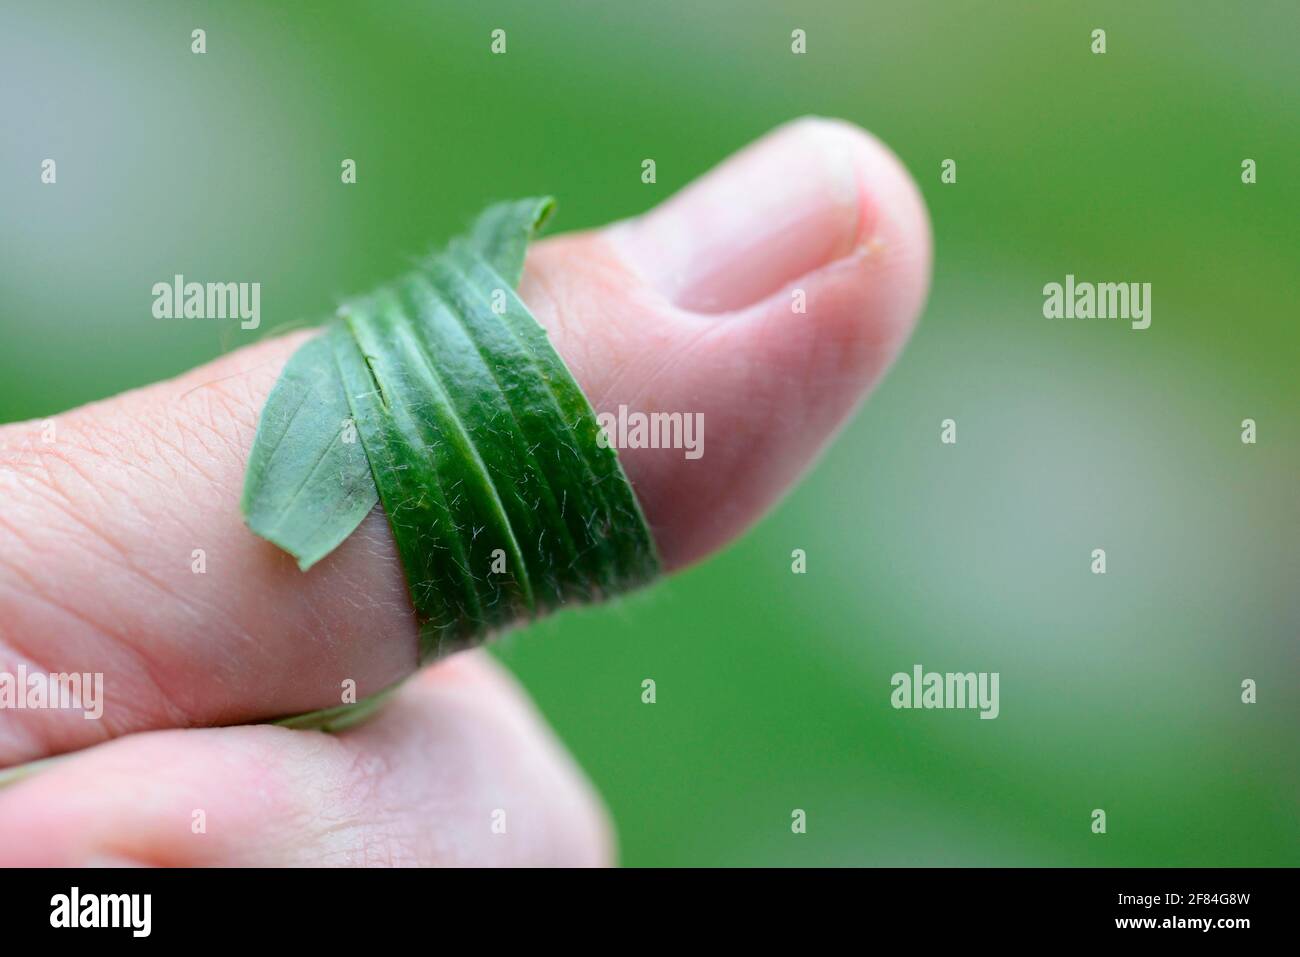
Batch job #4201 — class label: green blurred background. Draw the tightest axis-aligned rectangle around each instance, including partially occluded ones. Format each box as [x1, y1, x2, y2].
[2, 1, 1296, 865]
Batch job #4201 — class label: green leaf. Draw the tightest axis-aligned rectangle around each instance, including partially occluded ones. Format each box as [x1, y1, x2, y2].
[240, 334, 378, 571]
[466, 197, 555, 286]
[242, 197, 659, 659]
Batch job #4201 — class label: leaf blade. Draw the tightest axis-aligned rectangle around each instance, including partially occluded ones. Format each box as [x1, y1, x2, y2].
[240, 334, 378, 571]
[466, 197, 556, 287]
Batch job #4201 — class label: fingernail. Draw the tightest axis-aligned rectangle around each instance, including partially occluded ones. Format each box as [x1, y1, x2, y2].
[613, 117, 867, 313]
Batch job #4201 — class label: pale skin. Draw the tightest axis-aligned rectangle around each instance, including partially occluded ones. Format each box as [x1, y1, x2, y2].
[0, 118, 930, 865]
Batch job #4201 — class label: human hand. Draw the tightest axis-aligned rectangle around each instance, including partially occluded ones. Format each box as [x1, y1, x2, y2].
[0, 117, 929, 866]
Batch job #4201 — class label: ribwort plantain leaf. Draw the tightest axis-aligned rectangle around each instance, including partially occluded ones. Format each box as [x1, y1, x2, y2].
[241, 198, 658, 658]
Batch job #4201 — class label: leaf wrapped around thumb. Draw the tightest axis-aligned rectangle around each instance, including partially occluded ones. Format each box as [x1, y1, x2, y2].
[242, 199, 659, 659]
